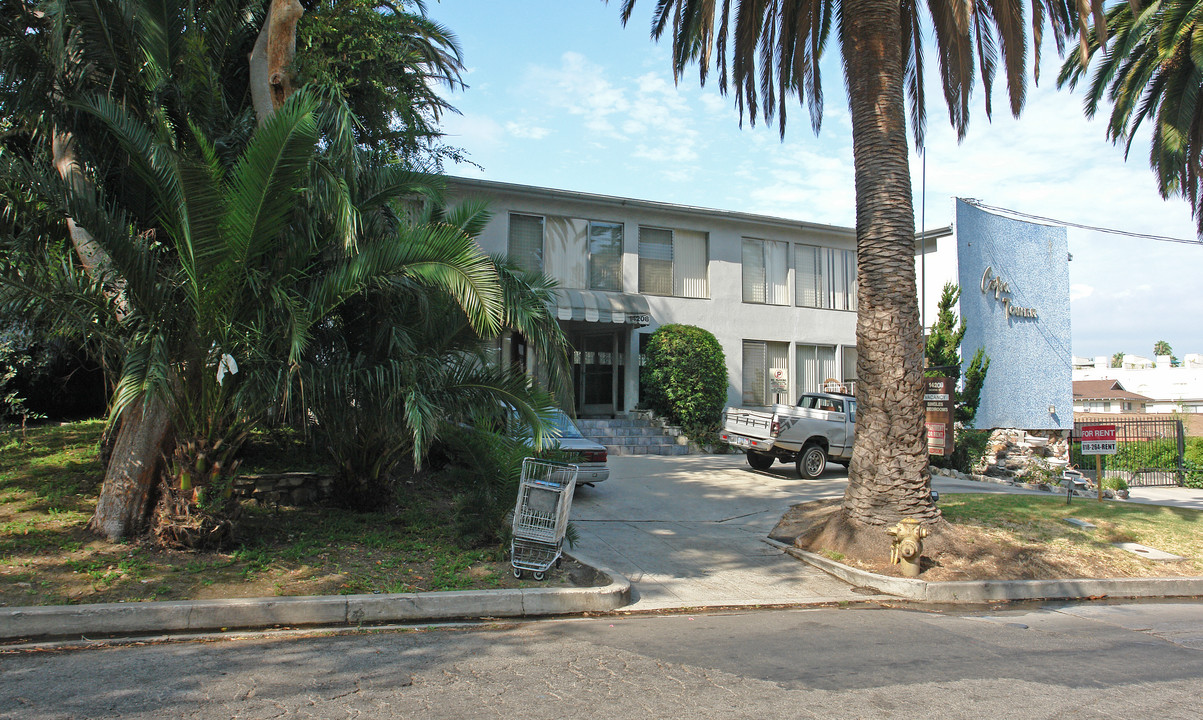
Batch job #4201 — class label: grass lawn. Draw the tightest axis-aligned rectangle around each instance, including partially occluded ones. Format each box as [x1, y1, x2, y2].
[779, 492, 1203, 582]
[0, 422, 594, 608]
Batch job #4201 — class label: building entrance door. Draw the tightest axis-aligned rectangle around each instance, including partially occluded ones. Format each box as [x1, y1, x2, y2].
[575, 331, 619, 417]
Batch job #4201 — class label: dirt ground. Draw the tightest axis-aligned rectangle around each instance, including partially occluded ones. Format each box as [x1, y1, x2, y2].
[770, 499, 1203, 582]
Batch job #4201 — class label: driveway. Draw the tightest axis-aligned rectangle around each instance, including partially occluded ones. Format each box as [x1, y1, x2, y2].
[570, 453, 864, 610]
[570, 453, 1203, 611]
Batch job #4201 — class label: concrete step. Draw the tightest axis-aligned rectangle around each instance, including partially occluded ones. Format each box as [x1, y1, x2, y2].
[577, 415, 693, 456]
[577, 426, 670, 438]
[601, 435, 689, 446]
[604, 443, 691, 456]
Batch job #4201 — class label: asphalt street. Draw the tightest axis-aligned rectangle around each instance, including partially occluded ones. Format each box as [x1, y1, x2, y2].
[4, 602, 1203, 719]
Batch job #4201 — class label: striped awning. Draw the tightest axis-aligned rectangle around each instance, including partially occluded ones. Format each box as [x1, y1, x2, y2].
[551, 290, 652, 327]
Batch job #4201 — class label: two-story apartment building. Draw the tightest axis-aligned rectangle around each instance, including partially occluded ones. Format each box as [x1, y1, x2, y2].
[445, 178, 866, 417]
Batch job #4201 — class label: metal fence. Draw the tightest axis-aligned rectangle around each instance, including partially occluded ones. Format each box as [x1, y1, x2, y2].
[1072, 418, 1186, 487]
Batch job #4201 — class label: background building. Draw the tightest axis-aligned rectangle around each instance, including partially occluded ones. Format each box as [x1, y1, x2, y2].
[446, 178, 863, 417]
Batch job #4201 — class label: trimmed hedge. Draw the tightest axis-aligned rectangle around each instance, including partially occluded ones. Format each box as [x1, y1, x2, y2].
[642, 324, 728, 442]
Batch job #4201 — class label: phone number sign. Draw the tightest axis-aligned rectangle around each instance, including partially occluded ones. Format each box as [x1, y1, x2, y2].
[1080, 424, 1117, 455]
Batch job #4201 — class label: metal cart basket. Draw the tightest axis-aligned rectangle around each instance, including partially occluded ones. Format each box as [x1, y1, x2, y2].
[511, 458, 578, 580]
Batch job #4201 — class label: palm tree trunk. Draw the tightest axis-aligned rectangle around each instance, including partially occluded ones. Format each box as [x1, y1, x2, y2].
[840, 0, 938, 526]
[51, 132, 117, 293]
[55, 130, 172, 539]
[88, 395, 172, 540]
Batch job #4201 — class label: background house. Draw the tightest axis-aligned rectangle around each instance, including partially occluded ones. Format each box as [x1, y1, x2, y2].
[1074, 355, 1203, 415]
[1072, 379, 1151, 414]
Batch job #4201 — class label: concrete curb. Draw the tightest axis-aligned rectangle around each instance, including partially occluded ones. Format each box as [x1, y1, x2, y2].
[0, 553, 630, 642]
[765, 539, 1203, 603]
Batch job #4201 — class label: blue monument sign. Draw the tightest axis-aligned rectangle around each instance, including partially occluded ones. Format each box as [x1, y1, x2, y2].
[955, 200, 1074, 430]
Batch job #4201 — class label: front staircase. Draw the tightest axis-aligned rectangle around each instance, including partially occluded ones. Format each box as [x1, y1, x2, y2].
[576, 415, 692, 456]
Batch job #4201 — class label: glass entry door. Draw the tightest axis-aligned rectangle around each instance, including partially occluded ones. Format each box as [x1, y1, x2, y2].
[575, 332, 618, 417]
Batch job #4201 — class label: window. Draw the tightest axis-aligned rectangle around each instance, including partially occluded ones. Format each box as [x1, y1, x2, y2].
[796, 344, 837, 395]
[796, 244, 857, 310]
[742, 238, 788, 304]
[508, 213, 544, 273]
[842, 346, 858, 386]
[638, 227, 709, 298]
[743, 340, 790, 406]
[588, 221, 623, 291]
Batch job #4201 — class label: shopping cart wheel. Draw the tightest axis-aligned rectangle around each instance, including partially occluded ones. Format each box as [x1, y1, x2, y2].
[555, 557, 562, 568]
[533, 571, 545, 581]
[512, 568, 522, 579]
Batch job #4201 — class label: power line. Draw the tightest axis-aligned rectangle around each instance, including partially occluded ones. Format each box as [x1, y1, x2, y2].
[961, 199, 1203, 246]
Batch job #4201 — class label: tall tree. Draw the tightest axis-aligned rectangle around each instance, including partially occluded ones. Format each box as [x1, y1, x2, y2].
[0, 0, 514, 540]
[611, 0, 1105, 538]
[1154, 339, 1173, 357]
[924, 283, 989, 426]
[1058, 1, 1203, 234]
[1111, 351, 1125, 368]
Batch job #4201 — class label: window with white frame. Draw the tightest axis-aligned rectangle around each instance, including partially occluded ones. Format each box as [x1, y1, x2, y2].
[508, 213, 544, 274]
[742, 238, 788, 304]
[638, 227, 709, 298]
[588, 220, 623, 291]
[796, 244, 857, 310]
[796, 344, 837, 395]
[743, 340, 790, 406]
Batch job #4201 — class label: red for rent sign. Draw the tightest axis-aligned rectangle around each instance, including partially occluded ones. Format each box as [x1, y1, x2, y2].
[1080, 424, 1117, 455]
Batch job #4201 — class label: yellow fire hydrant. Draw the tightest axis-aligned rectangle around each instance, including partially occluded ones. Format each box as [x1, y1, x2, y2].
[887, 518, 928, 577]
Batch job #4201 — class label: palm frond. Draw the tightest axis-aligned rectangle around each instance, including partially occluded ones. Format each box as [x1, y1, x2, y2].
[224, 88, 319, 267]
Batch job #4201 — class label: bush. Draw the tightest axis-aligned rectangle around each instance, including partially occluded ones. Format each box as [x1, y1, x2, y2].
[433, 425, 571, 546]
[1111, 438, 1179, 473]
[1184, 438, 1203, 488]
[642, 325, 728, 443]
[1101, 476, 1129, 492]
[933, 428, 991, 474]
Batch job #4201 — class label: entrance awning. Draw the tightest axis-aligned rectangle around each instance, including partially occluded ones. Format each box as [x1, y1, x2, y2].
[551, 290, 652, 327]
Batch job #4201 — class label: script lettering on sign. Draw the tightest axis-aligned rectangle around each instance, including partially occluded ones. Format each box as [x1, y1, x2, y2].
[981, 266, 1038, 320]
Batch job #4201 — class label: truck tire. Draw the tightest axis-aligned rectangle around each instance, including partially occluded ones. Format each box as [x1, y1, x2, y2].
[796, 444, 827, 479]
[746, 450, 775, 471]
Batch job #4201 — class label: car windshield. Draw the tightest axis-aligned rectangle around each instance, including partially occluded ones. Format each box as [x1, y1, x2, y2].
[513, 409, 584, 440]
[548, 410, 584, 439]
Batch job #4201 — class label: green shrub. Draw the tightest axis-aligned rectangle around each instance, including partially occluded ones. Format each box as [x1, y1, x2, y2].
[431, 426, 526, 545]
[641, 324, 728, 443]
[1111, 438, 1179, 473]
[1101, 476, 1129, 492]
[1185, 438, 1203, 488]
[933, 428, 991, 474]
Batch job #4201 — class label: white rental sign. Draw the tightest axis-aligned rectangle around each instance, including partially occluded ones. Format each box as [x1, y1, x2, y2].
[1080, 424, 1117, 455]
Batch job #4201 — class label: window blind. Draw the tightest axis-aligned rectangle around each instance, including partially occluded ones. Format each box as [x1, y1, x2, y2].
[638, 227, 673, 295]
[766, 241, 788, 305]
[674, 230, 708, 298]
[742, 239, 766, 303]
[742, 341, 767, 406]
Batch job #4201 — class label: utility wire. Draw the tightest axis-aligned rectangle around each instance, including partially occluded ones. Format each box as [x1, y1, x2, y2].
[961, 199, 1203, 246]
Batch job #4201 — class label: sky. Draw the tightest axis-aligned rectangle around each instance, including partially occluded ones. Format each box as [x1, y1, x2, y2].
[427, 0, 1203, 360]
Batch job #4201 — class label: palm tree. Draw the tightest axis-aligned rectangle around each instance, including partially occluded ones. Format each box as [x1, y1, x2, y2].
[611, 0, 1104, 536]
[1058, 1, 1203, 235]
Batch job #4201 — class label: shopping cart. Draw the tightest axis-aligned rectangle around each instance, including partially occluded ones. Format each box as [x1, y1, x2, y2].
[511, 458, 578, 580]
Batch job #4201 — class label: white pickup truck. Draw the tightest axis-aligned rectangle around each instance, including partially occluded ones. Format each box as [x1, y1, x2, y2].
[719, 392, 856, 478]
